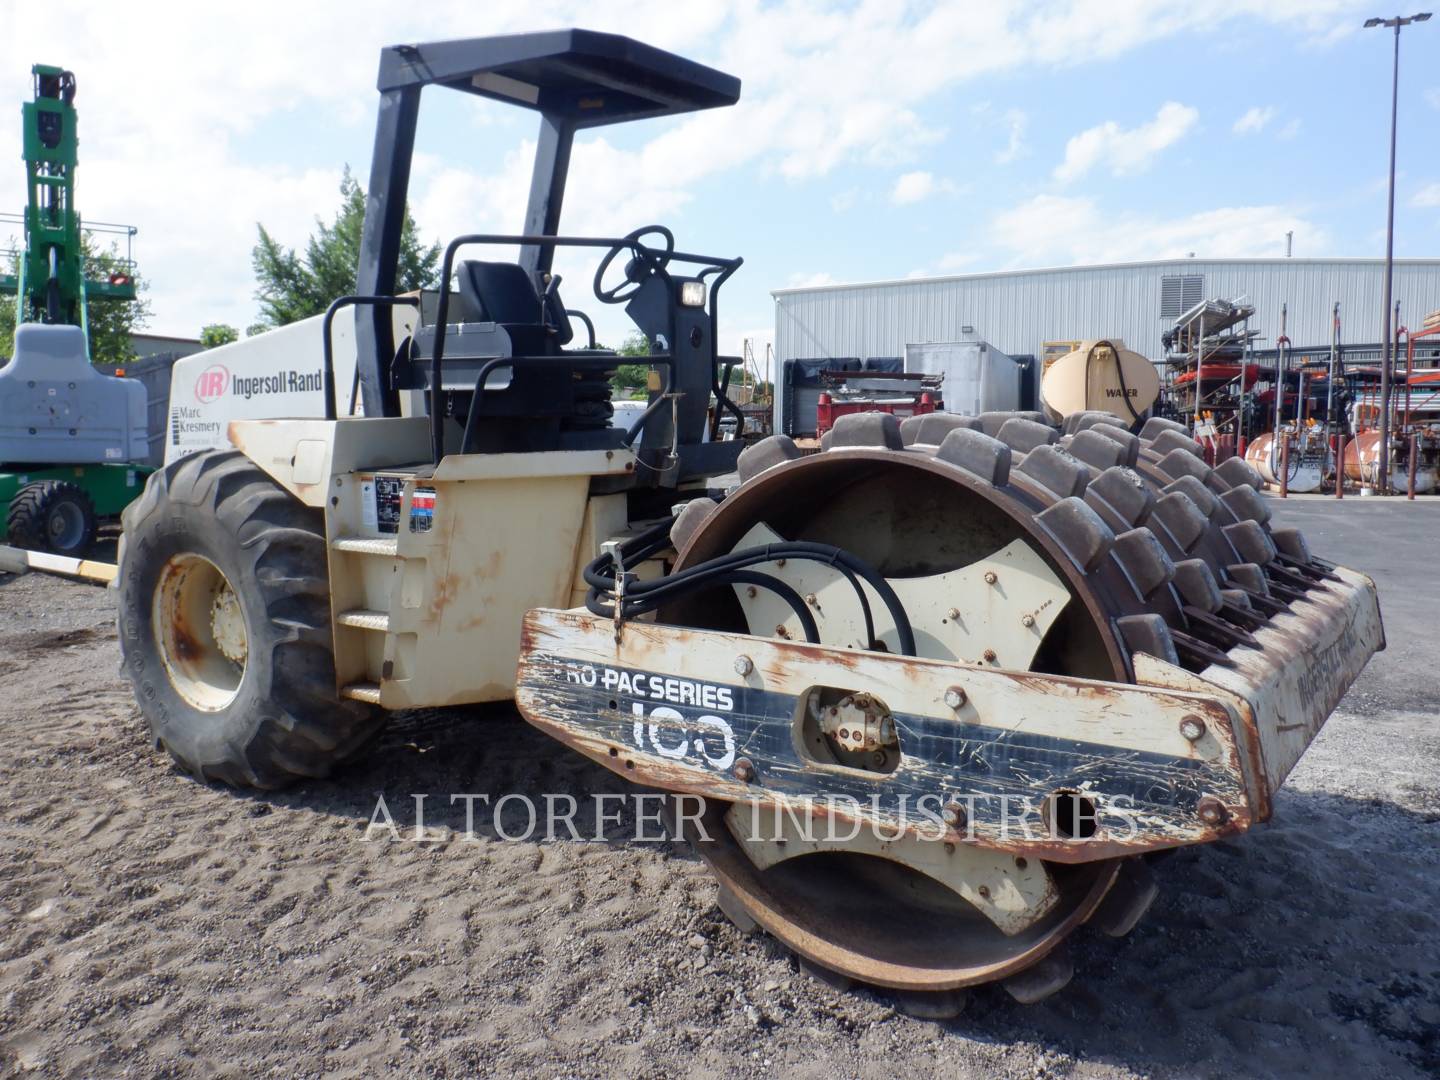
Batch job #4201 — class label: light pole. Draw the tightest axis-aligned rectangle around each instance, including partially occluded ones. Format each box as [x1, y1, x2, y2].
[1364, 12, 1430, 493]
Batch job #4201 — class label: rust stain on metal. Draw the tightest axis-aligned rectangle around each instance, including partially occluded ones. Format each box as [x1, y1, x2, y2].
[170, 622, 201, 662]
[1196, 796, 1229, 827]
[515, 609, 1254, 863]
[470, 549, 503, 583]
[429, 574, 459, 623]
[159, 562, 201, 661]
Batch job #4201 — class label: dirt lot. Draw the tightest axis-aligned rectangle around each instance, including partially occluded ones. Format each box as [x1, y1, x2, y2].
[1, 498, 1437, 1079]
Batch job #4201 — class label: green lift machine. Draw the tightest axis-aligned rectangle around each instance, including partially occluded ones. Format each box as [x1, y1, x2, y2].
[1, 65, 151, 557]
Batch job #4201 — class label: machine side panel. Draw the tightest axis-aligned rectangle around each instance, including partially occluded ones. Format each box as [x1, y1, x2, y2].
[164, 307, 420, 464]
[379, 473, 593, 707]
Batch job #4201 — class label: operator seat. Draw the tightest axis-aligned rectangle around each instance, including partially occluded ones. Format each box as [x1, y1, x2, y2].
[458, 260, 573, 353]
[436, 260, 620, 452]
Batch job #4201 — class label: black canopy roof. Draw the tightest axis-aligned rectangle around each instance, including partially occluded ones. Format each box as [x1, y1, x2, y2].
[376, 29, 740, 127]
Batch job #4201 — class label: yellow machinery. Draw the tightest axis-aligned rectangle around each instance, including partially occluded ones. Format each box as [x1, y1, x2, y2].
[115, 32, 1382, 1012]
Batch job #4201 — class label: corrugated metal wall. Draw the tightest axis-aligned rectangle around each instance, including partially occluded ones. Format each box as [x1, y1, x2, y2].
[773, 259, 1440, 364]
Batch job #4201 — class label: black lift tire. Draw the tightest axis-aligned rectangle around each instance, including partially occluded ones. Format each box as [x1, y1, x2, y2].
[7, 479, 98, 556]
[117, 449, 385, 789]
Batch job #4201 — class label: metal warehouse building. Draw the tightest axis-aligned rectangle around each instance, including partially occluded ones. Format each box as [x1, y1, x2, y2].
[773, 257, 1440, 367]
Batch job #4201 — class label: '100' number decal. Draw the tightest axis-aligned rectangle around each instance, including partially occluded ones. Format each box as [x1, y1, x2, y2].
[631, 704, 736, 772]
[563, 663, 738, 772]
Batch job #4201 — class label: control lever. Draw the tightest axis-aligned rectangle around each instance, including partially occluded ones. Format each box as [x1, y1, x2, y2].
[541, 273, 563, 334]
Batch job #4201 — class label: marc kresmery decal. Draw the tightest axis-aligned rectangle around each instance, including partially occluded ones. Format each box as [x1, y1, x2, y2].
[171, 405, 223, 445]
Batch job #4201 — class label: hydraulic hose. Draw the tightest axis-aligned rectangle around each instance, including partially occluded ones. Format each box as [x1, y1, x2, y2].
[1085, 339, 1142, 426]
[586, 569, 820, 645]
[585, 537, 915, 656]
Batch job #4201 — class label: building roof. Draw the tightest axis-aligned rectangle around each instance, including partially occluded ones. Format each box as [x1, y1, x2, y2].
[770, 257, 1440, 298]
[132, 332, 201, 345]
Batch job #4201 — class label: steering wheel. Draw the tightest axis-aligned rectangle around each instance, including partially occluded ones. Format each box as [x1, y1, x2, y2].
[593, 225, 675, 304]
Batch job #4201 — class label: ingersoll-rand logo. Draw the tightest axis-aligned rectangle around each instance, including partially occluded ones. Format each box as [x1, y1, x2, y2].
[194, 364, 229, 403]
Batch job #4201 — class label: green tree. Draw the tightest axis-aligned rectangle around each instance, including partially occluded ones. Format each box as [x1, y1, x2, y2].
[83, 240, 152, 365]
[0, 236, 152, 365]
[611, 331, 654, 394]
[200, 323, 239, 349]
[252, 166, 440, 328]
[0, 252, 18, 360]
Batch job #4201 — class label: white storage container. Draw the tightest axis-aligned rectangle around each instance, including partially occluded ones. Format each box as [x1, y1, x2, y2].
[904, 340, 1020, 415]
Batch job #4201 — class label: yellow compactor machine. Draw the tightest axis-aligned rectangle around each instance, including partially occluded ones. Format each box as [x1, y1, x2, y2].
[115, 31, 1382, 1010]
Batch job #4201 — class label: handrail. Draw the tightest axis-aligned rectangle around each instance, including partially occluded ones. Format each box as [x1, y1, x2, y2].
[567, 308, 597, 349]
[321, 294, 421, 420]
[712, 355, 746, 438]
[623, 356, 675, 448]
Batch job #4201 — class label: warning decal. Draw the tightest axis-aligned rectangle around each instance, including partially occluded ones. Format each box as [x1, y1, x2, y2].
[409, 487, 437, 533]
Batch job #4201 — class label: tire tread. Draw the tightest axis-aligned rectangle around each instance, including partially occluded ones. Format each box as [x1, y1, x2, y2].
[118, 450, 384, 789]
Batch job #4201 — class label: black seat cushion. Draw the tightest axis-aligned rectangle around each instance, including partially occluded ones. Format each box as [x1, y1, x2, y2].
[459, 260, 541, 323]
[458, 260, 574, 348]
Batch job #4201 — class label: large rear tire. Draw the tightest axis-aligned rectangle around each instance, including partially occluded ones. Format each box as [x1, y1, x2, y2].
[117, 449, 384, 789]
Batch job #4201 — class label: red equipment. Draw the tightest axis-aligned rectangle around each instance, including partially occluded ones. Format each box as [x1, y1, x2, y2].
[816, 390, 937, 436]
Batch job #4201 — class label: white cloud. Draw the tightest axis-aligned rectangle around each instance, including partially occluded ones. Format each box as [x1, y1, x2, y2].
[1277, 117, 1303, 141]
[988, 194, 1327, 266]
[1053, 102, 1198, 183]
[0, 0, 1366, 335]
[937, 252, 980, 272]
[994, 109, 1028, 164]
[1425, 88, 1440, 110]
[890, 171, 957, 205]
[1413, 184, 1440, 208]
[786, 271, 839, 288]
[1233, 105, 1276, 134]
[830, 188, 860, 213]
[905, 251, 979, 280]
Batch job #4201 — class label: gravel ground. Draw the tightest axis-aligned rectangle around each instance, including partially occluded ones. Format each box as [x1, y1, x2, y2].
[0, 498, 1436, 1078]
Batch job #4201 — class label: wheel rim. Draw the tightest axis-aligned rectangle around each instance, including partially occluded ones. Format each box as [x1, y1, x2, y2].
[665, 448, 1130, 991]
[47, 501, 86, 551]
[152, 553, 248, 711]
[688, 805, 1120, 991]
